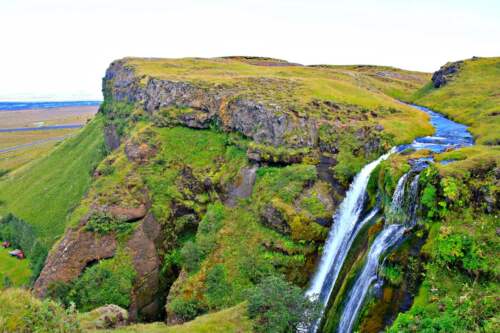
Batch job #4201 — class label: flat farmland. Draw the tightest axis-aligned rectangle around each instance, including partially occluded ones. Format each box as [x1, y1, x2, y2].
[0, 105, 98, 172]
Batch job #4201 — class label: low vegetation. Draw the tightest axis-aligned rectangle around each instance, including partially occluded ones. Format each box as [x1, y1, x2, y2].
[0, 288, 80, 333]
[410, 56, 500, 145]
[0, 116, 107, 244]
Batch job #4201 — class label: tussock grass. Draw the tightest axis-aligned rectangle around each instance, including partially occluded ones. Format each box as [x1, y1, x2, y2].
[91, 303, 252, 333]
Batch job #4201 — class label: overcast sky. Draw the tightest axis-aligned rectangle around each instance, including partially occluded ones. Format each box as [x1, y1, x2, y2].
[1, 0, 499, 101]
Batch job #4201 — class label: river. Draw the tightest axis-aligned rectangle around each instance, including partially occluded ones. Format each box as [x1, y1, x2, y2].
[304, 104, 473, 333]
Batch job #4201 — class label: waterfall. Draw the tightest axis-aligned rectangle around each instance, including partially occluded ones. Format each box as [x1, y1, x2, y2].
[337, 171, 421, 332]
[337, 224, 405, 333]
[303, 103, 473, 333]
[303, 148, 394, 332]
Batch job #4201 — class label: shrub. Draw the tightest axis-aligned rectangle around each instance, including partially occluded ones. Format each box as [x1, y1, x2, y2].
[434, 232, 488, 276]
[84, 212, 134, 235]
[53, 250, 136, 312]
[169, 298, 206, 322]
[180, 241, 202, 272]
[246, 275, 320, 333]
[205, 264, 232, 309]
[0, 288, 80, 333]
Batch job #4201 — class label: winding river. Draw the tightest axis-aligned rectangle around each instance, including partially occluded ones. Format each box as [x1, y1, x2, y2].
[304, 104, 473, 333]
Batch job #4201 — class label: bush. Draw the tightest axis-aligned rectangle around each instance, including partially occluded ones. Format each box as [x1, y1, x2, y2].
[205, 264, 232, 309]
[84, 212, 134, 235]
[50, 250, 136, 312]
[169, 298, 206, 322]
[0, 214, 48, 283]
[0, 288, 80, 333]
[435, 232, 488, 276]
[180, 241, 202, 272]
[246, 275, 320, 333]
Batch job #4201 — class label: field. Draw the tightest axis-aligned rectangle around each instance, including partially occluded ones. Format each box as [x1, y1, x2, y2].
[0, 247, 31, 288]
[0, 116, 106, 244]
[0, 106, 98, 172]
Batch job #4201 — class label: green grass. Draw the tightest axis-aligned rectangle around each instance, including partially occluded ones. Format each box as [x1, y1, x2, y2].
[410, 57, 500, 145]
[0, 247, 31, 288]
[89, 303, 252, 333]
[124, 57, 433, 145]
[0, 116, 106, 244]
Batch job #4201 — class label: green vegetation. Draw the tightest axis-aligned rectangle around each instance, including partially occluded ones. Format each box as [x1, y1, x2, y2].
[386, 149, 499, 332]
[126, 57, 433, 145]
[0, 247, 31, 288]
[0, 116, 107, 244]
[0, 214, 45, 283]
[0, 288, 80, 333]
[247, 275, 320, 333]
[92, 303, 252, 333]
[410, 57, 500, 145]
[48, 250, 136, 312]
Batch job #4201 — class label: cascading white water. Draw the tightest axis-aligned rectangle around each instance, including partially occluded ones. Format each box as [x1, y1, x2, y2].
[304, 148, 395, 332]
[337, 171, 420, 332]
[303, 104, 473, 333]
[337, 224, 405, 333]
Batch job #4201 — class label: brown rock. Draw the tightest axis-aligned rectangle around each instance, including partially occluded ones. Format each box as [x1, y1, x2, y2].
[33, 227, 117, 298]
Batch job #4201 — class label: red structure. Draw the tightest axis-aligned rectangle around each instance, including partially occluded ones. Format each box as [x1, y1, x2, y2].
[9, 249, 25, 260]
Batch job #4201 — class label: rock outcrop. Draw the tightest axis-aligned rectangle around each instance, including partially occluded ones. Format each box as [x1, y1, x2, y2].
[34, 212, 166, 321]
[104, 60, 318, 149]
[431, 61, 463, 88]
[80, 304, 129, 330]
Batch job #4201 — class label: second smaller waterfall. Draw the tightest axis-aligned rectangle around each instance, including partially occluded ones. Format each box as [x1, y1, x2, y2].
[337, 224, 405, 333]
[337, 170, 421, 332]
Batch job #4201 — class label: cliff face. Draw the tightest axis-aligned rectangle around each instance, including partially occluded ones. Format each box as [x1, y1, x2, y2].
[34, 56, 432, 324]
[104, 59, 318, 149]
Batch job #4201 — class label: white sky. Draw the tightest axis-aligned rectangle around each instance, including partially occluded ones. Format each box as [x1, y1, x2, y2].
[1, 0, 499, 101]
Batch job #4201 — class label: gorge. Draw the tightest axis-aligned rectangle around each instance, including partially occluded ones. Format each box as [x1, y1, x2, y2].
[0, 56, 498, 333]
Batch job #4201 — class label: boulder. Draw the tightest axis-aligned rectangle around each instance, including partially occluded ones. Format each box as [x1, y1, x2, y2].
[431, 61, 463, 88]
[80, 304, 128, 329]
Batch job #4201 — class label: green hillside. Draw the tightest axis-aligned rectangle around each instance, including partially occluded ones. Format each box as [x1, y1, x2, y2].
[411, 56, 500, 145]
[0, 116, 106, 244]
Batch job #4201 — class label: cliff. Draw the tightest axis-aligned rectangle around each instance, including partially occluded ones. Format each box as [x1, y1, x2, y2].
[31, 56, 434, 324]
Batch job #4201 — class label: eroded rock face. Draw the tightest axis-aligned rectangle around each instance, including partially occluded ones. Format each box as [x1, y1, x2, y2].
[104, 124, 121, 151]
[104, 60, 318, 149]
[432, 61, 463, 88]
[34, 213, 166, 321]
[225, 164, 259, 207]
[127, 213, 165, 321]
[33, 226, 117, 298]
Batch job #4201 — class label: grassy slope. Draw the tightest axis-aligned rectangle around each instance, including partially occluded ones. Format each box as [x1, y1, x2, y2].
[0, 247, 31, 287]
[0, 116, 106, 244]
[411, 57, 500, 145]
[127, 57, 433, 145]
[89, 303, 252, 333]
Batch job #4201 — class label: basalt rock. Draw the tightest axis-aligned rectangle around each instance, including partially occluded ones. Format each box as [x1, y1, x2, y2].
[104, 60, 318, 150]
[432, 61, 463, 88]
[33, 226, 117, 298]
[34, 212, 166, 321]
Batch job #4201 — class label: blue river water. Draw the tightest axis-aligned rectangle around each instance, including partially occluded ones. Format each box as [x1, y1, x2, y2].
[0, 101, 101, 111]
